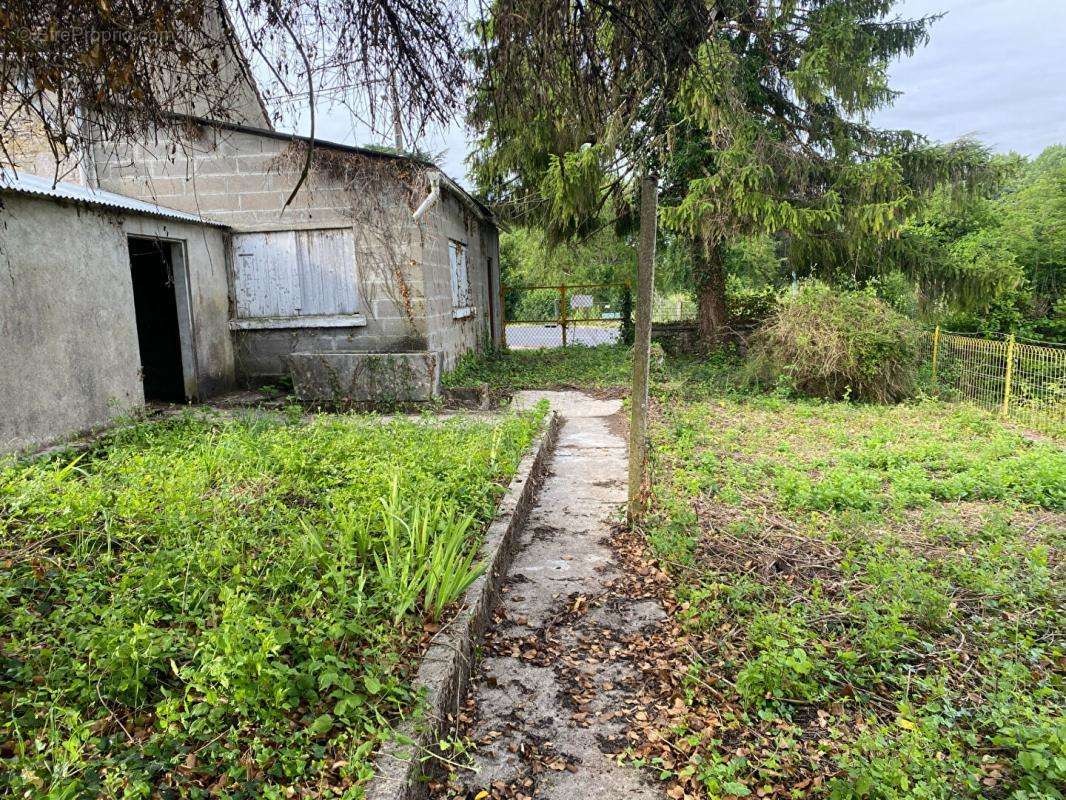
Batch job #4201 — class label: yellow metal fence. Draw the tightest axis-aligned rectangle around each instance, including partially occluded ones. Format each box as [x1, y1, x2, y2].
[502, 283, 630, 349]
[928, 327, 1066, 436]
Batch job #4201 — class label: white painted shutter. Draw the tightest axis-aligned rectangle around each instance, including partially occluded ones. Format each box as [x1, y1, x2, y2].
[233, 232, 300, 317]
[233, 229, 358, 318]
[449, 240, 470, 308]
[294, 229, 359, 315]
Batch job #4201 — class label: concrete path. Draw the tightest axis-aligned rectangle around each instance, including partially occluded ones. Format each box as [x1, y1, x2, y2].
[435, 391, 668, 799]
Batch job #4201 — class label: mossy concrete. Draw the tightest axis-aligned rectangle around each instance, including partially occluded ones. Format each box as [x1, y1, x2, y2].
[285, 350, 442, 409]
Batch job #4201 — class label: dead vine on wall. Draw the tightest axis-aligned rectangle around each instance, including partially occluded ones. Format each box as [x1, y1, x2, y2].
[276, 143, 429, 328]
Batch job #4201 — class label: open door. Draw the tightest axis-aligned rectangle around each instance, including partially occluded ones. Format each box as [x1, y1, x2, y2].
[128, 237, 187, 402]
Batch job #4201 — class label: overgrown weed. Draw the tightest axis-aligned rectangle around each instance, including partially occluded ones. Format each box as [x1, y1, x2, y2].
[0, 405, 545, 797]
[443, 344, 633, 391]
[644, 394, 1065, 799]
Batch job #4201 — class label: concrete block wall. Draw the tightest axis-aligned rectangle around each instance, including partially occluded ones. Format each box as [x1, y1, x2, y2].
[91, 124, 439, 381]
[421, 190, 497, 373]
[90, 125, 359, 231]
[90, 122, 499, 383]
[1, 3, 267, 190]
[177, 6, 273, 130]
[2, 105, 87, 185]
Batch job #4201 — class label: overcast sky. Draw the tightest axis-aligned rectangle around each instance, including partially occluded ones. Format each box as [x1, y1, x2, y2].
[871, 0, 1066, 156]
[280, 0, 1066, 187]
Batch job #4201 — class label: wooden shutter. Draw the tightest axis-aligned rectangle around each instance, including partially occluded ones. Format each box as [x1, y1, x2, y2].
[232, 229, 358, 318]
[448, 239, 470, 308]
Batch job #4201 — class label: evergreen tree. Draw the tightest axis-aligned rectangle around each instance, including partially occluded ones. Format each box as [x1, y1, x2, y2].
[898, 146, 1065, 338]
[470, 0, 995, 344]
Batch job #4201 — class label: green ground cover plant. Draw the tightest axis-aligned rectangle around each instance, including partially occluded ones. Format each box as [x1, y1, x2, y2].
[444, 344, 634, 392]
[643, 394, 1065, 800]
[0, 406, 545, 799]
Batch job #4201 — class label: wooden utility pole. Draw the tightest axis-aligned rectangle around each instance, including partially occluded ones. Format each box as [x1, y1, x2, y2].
[627, 175, 658, 523]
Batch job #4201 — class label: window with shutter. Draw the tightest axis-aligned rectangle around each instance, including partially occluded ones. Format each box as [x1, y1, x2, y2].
[230, 228, 364, 329]
[449, 239, 471, 311]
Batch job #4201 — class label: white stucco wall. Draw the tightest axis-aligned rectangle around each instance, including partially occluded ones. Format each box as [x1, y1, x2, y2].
[0, 194, 234, 453]
[0, 196, 142, 452]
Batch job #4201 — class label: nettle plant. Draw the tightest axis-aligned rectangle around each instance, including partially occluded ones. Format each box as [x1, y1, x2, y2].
[0, 404, 545, 798]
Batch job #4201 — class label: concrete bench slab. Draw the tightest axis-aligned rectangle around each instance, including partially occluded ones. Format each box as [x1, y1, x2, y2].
[285, 351, 441, 409]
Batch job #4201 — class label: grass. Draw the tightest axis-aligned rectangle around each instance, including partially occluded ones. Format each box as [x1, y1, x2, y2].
[643, 391, 1065, 799]
[443, 344, 634, 392]
[0, 406, 546, 799]
[442, 342, 748, 400]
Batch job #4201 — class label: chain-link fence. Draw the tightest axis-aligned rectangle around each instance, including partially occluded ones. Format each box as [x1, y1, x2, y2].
[928, 327, 1065, 437]
[503, 283, 631, 349]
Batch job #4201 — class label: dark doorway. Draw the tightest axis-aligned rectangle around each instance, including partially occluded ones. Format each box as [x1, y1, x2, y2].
[128, 237, 186, 402]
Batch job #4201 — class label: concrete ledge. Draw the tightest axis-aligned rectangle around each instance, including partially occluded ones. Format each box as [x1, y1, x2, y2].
[366, 410, 562, 800]
[229, 313, 367, 330]
[285, 351, 441, 409]
[441, 383, 492, 410]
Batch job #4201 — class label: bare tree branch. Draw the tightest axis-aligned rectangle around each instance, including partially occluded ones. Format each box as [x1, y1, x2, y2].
[0, 0, 467, 177]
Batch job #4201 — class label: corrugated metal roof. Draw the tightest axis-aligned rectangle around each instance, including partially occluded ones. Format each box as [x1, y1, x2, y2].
[0, 170, 225, 227]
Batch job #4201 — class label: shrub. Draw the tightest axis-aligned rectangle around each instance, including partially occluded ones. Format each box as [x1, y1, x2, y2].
[728, 286, 778, 325]
[726, 275, 779, 325]
[747, 281, 921, 403]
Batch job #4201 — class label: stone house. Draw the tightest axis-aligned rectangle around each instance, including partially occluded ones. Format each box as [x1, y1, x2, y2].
[1, 40, 501, 453]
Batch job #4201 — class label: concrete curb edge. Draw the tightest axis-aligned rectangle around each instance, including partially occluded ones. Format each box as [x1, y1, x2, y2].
[366, 409, 562, 800]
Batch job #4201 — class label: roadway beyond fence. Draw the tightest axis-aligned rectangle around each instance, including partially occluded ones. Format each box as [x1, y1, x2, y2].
[504, 322, 622, 349]
[502, 283, 630, 349]
[502, 285, 699, 349]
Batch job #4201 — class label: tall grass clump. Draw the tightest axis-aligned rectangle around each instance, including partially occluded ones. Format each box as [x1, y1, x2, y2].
[747, 281, 920, 403]
[374, 473, 487, 623]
